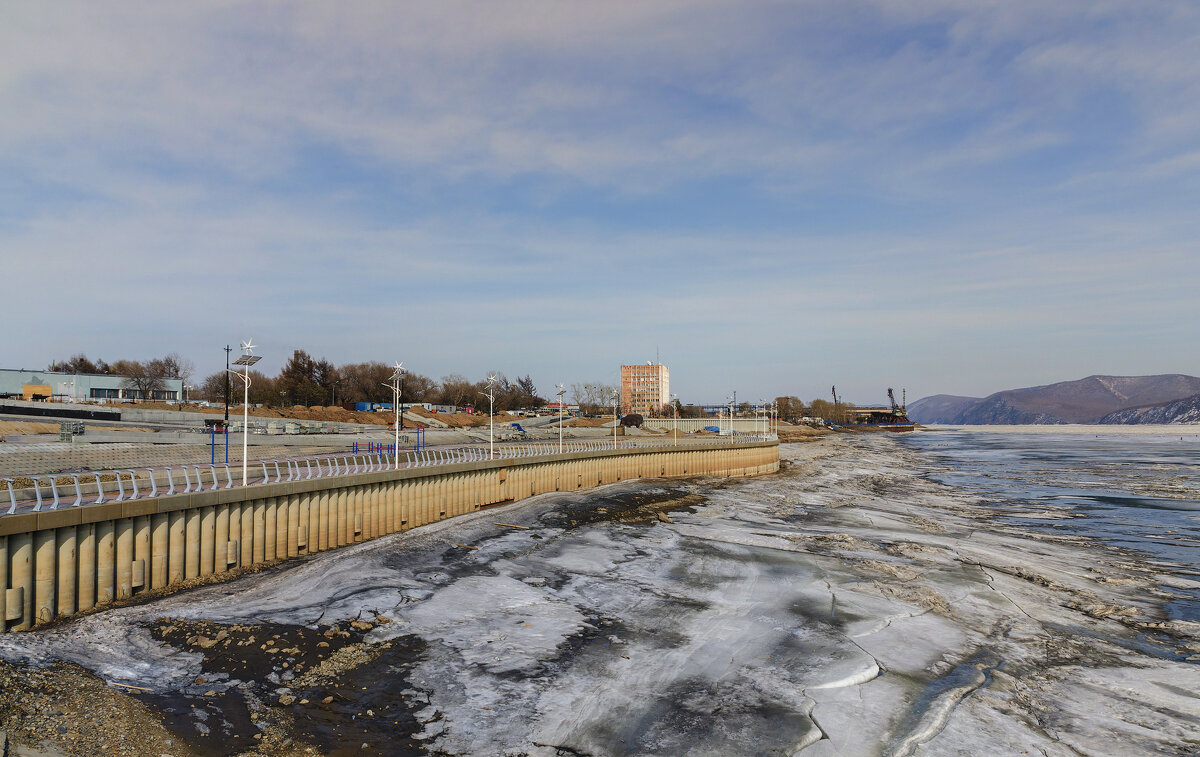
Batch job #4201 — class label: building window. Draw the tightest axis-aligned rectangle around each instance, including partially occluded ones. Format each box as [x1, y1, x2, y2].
[89, 388, 120, 399]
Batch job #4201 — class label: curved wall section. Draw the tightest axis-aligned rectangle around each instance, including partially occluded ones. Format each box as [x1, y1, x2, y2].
[0, 442, 778, 631]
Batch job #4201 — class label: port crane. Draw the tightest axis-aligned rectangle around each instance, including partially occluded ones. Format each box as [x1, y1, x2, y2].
[887, 388, 910, 423]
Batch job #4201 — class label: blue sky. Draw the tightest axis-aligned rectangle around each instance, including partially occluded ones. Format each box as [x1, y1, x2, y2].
[2, 1, 1197, 405]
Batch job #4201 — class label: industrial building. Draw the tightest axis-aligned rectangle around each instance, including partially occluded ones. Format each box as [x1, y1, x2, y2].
[0, 368, 183, 402]
[620, 362, 670, 416]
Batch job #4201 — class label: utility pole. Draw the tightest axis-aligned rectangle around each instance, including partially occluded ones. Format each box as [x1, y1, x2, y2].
[224, 345, 232, 424]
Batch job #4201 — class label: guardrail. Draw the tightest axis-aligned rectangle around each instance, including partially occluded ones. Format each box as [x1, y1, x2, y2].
[2, 435, 775, 516]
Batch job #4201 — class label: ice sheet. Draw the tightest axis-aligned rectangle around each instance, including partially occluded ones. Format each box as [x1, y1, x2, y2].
[1, 435, 1197, 755]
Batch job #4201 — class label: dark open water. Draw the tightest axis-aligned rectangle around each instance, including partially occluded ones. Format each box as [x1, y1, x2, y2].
[900, 428, 1200, 622]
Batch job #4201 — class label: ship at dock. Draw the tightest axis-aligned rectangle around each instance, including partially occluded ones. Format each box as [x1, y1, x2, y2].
[831, 387, 916, 432]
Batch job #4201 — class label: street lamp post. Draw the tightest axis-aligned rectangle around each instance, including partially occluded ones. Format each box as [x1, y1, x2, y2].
[483, 374, 497, 460]
[384, 363, 404, 469]
[556, 384, 565, 454]
[230, 340, 262, 487]
[611, 388, 619, 447]
[671, 392, 679, 446]
[184, 384, 193, 405]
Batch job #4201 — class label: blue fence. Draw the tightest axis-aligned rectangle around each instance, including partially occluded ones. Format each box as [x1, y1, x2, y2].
[352, 428, 425, 455]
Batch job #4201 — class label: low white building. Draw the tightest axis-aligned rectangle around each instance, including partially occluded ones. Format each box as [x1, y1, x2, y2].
[0, 368, 183, 403]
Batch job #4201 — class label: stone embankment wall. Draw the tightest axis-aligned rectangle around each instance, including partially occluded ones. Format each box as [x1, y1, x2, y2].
[0, 442, 778, 632]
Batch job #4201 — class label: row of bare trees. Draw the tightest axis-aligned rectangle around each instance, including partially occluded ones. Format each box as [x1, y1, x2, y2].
[569, 383, 617, 415]
[47, 354, 859, 421]
[190, 350, 549, 412]
[773, 396, 856, 423]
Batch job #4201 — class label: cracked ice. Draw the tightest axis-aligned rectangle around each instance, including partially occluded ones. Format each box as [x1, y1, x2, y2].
[2, 434, 1199, 755]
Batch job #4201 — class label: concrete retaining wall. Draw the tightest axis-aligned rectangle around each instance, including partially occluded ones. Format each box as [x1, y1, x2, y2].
[0, 442, 778, 631]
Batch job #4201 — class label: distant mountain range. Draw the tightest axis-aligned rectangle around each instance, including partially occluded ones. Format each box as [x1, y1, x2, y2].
[908, 375, 1200, 425]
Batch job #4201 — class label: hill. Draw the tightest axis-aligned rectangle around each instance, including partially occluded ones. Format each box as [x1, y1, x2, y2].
[1098, 393, 1200, 424]
[909, 374, 1200, 425]
[906, 395, 982, 424]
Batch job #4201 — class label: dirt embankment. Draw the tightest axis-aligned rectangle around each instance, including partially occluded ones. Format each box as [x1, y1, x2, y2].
[404, 406, 518, 428]
[100, 402, 534, 429]
[0, 420, 64, 435]
[96, 402, 417, 427]
[565, 415, 616, 428]
[0, 420, 159, 436]
[775, 424, 834, 442]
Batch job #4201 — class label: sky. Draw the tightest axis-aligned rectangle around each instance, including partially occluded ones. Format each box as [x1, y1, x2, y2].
[2, 1, 1198, 406]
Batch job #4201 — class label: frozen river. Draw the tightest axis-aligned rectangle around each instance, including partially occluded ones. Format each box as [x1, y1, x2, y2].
[2, 433, 1199, 755]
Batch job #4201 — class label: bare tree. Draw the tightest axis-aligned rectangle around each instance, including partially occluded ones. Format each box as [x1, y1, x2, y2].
[571, 382, 617, 416]
[107, 359, 142, 378]
[338, 362, 393, 404]
[246, 370, 276, 406]
[401, 373, 437, 403]
[475, 373, 516, 411]
[512, 375, 545, 409]
[121, 360, 169, 402]
[160, 352, 195, 383]
[47, 354, 107, 374]
[439, 374, 476, 408]
[774, 396, 805, 423]
[199, 371, 227, 403]
[809, 398, 853, 423]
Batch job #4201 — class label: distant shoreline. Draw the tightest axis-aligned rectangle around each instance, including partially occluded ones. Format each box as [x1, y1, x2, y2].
[922, 423, 1200, 435]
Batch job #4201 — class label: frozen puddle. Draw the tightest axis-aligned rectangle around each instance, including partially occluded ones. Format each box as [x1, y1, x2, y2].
[2, 437, 1199, 755]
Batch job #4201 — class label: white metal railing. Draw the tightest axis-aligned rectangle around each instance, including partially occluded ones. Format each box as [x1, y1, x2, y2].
[2, 434, 775, 515]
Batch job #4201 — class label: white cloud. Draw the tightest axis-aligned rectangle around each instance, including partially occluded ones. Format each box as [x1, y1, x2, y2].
[1, 1, 1198, 399]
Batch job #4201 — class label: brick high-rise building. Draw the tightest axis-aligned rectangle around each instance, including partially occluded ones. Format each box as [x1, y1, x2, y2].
[620, 362, 670, 417]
